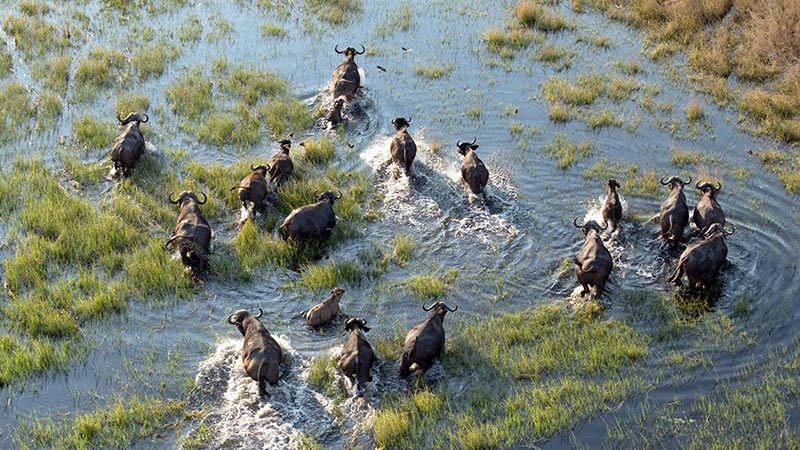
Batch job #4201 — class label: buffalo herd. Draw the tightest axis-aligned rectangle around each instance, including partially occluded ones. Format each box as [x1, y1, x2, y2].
[107, 43, 737, 397]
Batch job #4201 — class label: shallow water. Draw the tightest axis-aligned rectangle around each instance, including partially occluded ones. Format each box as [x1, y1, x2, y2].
[1, 0, 799, 448]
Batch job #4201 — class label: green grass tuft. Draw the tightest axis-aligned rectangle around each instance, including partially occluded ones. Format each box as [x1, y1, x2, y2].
[415, 64, 453, 80]
[300, 137, 336, 165]
[543, 133, 593, 169]
[165, 68, 213, 120]
[406, 270, 457, 300]
[73, 115, 117, 150]
[73, 47, 128, 101]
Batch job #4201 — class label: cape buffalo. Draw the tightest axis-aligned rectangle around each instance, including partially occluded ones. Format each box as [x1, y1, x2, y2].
[457, 138, 489, 198]
[331, 45, 364, 100]
[325, 97, 346, 129]
[279, 190, 341, 242]
[399, 301, 458, 378]
[659, 175, 691, 243]
[692, 181, 725, 231]
[228, 308, 283, 395]
[389, 117, 417, 176]
[166, 191, 212, 275]
[339, 317, 375, 394]
[110, 112, 148, 178]
[602, 179, 622, 232]
[268, 138, 294, 186]
[305, 287, 345, 328]
[231, 163, 274, 211]
[668, 223, 734, 290]
[573, 218, 613, 297]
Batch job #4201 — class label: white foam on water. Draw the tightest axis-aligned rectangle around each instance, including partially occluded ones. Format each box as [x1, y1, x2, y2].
[193, 337, 336, 449]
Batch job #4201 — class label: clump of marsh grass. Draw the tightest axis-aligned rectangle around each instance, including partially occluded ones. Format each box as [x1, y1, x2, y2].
[15, 396, 186, 449]
[543, 133, 593, 169]
[303, 0, 363, 25]
[31, 55, 70, 95]
[300, 137, 336, 165]
[307, 354, 347, 399]
[73, 115, 117, 149]
[685, 99, 705, 122]
[376, 1, 412, 37]
[0, 44, 11, 77]
[2, 13, 72, 59]
[405, 270, 457, 300]
[164, 68, 213, 120]
[35, 90, 62, 129]
[516, 1, 569, 32]
[132, 41, 180, 80]
[386, 234, 416, 267]
[0, 81, 34, 142]
[73, 47, 128, 101]
[414, 64, 453, 80]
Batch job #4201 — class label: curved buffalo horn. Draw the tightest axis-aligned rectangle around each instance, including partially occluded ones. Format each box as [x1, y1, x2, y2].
[335, 44, 343, 54]
[445, 303, 459, 312]
[250, 163, 258, 171]
[197, 192, 207, 205]
[573, 217, 583, 228]
[723, 224, 736, 236]
[600, 221, 608, 230]
[168, 191, 180, 204]
[422, 302, 434, 311]
[357, 44, 365, 54]
[456, 139, 463, 148]
[660, 176, 669, 185]
[254, 308, 263, 318]
[227, 313, 236, 324]
[715, 181, 722, 191]
[140, 113, 149, 123]
[695, 180, 702, 189]
[335, 191, 343, 199]
[681, 176, 692, 185]
[470, 137, 477, 145]
[313, 189, 320, 198]
[116, 113, 125, 123]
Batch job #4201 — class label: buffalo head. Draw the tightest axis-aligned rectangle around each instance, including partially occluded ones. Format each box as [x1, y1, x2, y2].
[607, 179, 620, 190]
[391, 117, 411, 130]
[227, 308, 263, 335]
[335, 44, 365, 58]
[117, 112, 149, 126]
[696, 180, 721, 198]
[422, 301, 458, 315]
[169, 190, 207, 205]
[315, 190, 343, 203]
[344, 317, 371, 332]
[660, 175, 692, 189]
[574, 217, 607, 235]
[250, 163, 270, 176]
[456, 137, 479, 156]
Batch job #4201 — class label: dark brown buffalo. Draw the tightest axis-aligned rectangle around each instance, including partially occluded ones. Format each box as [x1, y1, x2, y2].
[668, 223, 734, 290]
[110, 112, 148, 177]
[325, 97, 346, 129]
[267, 138, 294, 186]
[659, 175, 691, 243]
[231, 163, 274, 211]
[166, 191, 212, 275]
[602, 179, 622, 232]
[692, 181, 725, 231]
[389, 117, 417, 176]
[331, 45, 364, 100]
[573, 218, 613, 297]
[457, 138, 489, 197]
[338, 317, 375, 394]
[228, 308, 283, 395]
[399, 302, 458, 378]
[279, 191, 341, 242]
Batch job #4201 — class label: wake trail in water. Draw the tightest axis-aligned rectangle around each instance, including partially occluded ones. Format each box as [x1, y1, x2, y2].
[360, 136, 521, 245]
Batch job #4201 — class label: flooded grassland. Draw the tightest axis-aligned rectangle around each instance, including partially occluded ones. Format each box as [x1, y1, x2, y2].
[0, 0, 798, 449]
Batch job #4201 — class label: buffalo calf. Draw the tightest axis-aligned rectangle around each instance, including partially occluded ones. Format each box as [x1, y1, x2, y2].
[305, 287, 345, 328]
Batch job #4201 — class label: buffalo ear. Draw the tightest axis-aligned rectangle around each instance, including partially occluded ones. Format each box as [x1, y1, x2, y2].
[470, 144, 479, 150]
[360, 325, 371, 332]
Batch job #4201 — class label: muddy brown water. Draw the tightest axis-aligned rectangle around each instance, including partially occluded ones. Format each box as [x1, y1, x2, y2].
[1, 0, 798, 448]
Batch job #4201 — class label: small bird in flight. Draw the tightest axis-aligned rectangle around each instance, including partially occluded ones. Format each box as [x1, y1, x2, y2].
[402, 47, 412, 54]
[377, 65, 387, 72]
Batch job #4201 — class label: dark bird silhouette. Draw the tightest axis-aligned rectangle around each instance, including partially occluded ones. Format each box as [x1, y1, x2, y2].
[376, 65, 387, 72]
